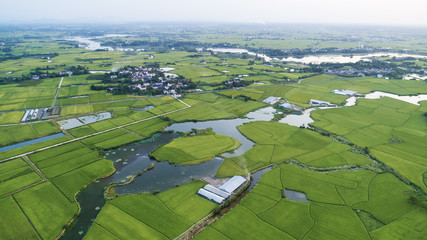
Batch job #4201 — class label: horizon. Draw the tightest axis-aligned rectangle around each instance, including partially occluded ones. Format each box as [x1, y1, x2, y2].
[2, 0, 427, 27]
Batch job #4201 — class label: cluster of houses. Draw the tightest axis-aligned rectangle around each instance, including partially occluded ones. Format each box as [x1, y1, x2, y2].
[110, 66, 188, 97]
[197, 176, 247, 204]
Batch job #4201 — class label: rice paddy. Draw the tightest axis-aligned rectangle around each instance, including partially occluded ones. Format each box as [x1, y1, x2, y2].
[152, 132, 241, 165]
[0, 28, 426, 240]
[84, 181, 216, 240]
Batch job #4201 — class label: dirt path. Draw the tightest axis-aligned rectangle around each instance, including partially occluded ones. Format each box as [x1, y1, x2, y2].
[52, 77, 64, 108]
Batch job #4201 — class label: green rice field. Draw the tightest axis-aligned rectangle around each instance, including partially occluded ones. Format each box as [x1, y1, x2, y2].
[152, 132, 241, 165]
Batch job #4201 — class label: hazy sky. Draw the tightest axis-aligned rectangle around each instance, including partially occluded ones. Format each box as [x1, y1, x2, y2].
[2, 0, 427, 26]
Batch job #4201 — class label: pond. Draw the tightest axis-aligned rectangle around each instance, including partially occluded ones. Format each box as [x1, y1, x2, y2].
[134, 105, 154, 112]
[284, 189, 309, 202]
[279, 108, 316, 127]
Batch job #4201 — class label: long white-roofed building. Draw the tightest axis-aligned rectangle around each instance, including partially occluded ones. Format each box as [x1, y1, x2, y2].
[262, 96, 281, 104]
[197, 188, 225, 204]
[197, 175, 247, 204]
[203, 184, 230, 199]
[219, 176, 246, 194]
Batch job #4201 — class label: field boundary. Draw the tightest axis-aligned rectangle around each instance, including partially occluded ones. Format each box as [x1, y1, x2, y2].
[0, 75, 352, 115]
[12, 195, 44, 240]
[0, 98, 191, 163]
[22, 156, 47, 181]
[52, 77, 64, 108]
[0, 180, 46, 198]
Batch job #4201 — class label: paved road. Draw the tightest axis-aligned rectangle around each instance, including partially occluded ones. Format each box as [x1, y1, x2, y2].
[0, 98, 191, 163]
[51, 77, 64, 108]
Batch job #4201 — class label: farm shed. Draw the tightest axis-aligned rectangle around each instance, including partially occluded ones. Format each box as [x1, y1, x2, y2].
[204, 184, 230, 199]
[219, 176, 246, 194]
[197, 188, 225, 204]
[262, 96, 281, 104]
[309, 99, 330, 106]
[279, 103, 295, 109]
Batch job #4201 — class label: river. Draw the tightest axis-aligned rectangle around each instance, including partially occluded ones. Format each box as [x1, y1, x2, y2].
[282, 52, 427, 64]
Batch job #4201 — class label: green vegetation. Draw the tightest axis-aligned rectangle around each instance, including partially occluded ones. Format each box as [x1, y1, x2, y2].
[0, 196, 41, 239]
[152, 131, 240, 165]
[199, 163, 423, 240]
[0, 111, 24, 124]
[29, 142, 115, 200]
[0, 121, 60, 147]
[311, 98, 427, 191]
[168, 93, 265, 122]
[217, 121, 371, 176]
[1, 25, 427, 240]
[13, 182, 77, 239]
[84, 181, 216, 240]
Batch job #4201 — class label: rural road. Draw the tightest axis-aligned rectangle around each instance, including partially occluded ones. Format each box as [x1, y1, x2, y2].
[0, 98, 191, 163]
[51, 77, 64, 108]
[0, 76, 350, 115]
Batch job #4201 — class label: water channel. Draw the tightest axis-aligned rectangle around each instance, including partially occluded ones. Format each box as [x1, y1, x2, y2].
[0, 133, 65, 153]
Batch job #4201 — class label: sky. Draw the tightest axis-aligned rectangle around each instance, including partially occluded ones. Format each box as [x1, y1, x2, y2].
[1, 0, 427, 26]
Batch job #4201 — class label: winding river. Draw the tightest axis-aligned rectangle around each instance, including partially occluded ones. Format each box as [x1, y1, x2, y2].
[63, 107, 275, 239]
[62, 91, 427, 239]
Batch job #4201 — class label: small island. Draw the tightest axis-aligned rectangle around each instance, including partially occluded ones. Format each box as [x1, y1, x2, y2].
[151, 129, 241, 165]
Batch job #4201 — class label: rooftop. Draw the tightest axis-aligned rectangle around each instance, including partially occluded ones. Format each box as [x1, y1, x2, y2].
[219, 176, 246, 194]
[197, 188, 224, 204]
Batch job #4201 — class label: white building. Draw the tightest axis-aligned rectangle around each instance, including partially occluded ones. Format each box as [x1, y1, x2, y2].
[197, 188, 225, 204]
[262, 96, 281, 105]
[332, 89, 357, 96]
[204, 184, 230, 199]
[219, 176, 247, 194]
[309, 99, 330, 106]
